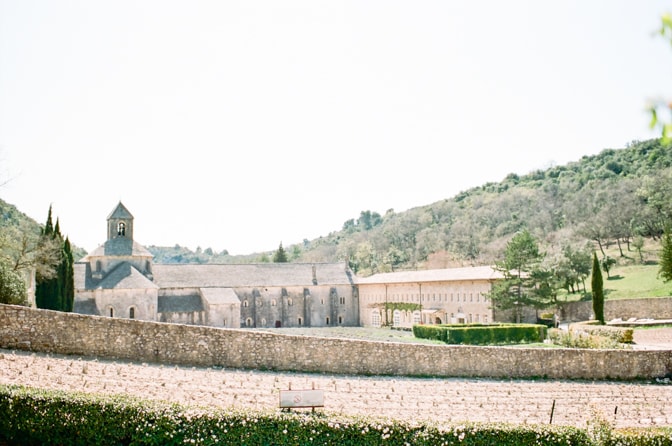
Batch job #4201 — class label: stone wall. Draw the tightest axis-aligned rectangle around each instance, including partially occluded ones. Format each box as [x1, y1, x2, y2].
[0, 304, 670, 380]
[561, 297, 672, 322]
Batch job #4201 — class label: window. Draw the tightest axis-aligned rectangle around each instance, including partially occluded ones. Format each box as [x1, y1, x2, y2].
[321, 298, 324, 305]
[338, 316, 343, 324]
[393, 310, 401, 326]
[109, 307, 114, 317]
[484, 314, 489, 323]
[412, 311, 421, 324]
[117, 222, 126, 236]
[246, 318, 253, 327]
[243, 300, 248, 308]
[271, 299, 277, 306]
[129, 307, 135, 319]
[288, 298, 293, 306]
[371, 310, 381, 327]
[339, 296, 345, 305]
[298, 317, 303, 326]
[470, 293, 473, 302]
[326, 317, 330, 325]
[261, 318, 267, 327]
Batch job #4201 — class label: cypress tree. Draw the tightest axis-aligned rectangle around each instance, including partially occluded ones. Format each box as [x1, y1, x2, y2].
[659, 225, 672, 283]
[62, 238, 74, 312]
[591, 252, 605, 324]
[35, 207, 73, 311]
[273, 242, 288, 263]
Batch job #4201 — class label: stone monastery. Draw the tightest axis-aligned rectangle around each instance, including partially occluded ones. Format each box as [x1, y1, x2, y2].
[74, 203, 503, 329]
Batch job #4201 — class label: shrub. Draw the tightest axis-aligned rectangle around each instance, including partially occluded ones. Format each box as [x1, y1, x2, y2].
[413, 324, 546, 345]
[0, 384, 595, 445]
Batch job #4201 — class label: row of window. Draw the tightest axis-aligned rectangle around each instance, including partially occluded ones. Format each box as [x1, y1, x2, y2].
[242, 297, 347, 307]
[370, 310, 489, 327]
[363, 292, 487, 304]
[244, 316, 344, 327]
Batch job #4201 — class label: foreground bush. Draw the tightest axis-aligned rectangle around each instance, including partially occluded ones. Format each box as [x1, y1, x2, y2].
[0, 384, 596, 445]
[2, 384, 671, 445]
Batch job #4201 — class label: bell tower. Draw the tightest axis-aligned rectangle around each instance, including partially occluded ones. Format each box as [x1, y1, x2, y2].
[107, 201, 134, 242]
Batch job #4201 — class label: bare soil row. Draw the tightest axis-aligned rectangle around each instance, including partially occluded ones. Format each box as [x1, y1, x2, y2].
[1, 346, 671, 429]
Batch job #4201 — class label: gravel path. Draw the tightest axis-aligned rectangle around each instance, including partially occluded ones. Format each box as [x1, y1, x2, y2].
[1, 341, 671, 430]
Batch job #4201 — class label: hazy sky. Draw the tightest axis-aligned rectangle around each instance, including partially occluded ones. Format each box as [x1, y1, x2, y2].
[1, 1, 671, 255]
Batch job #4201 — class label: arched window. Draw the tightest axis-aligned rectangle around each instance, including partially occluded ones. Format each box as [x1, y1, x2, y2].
[326, 317, 330, 325]
[371, 310, 381, 327]
[117, 222, 126, 236]
[338, 316, 343, 324]
[412, 311, 421, 324]
[246, 317, 253, 327]
[393, 310, 401, 326]
[261, 318, 267, 327]
[108, 307, 114, 318]
[298, 317, 303, 326]
[243, 300, 248, 307]
[129, 307, 135, 319]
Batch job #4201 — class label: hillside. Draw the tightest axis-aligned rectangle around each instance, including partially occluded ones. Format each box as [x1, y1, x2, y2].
[0, 200, 87, 262]
[147, 138, 672, 277]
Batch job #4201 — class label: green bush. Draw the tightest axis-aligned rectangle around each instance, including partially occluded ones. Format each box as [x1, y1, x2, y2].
[413, 323, 546, 345]
[0, 384, 596, 446]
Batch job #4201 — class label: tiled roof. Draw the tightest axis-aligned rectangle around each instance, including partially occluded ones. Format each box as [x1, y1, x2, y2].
[200, 288, 240, 305]
[355, 266, 503, 285]
[151, 262, 353, 288]
[158, 294, 204, 313]
[96, 263, 159, 290]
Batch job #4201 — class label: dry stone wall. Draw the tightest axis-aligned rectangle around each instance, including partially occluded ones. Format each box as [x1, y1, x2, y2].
[0, 304, 670, 380]
[562, 297, 672, 322]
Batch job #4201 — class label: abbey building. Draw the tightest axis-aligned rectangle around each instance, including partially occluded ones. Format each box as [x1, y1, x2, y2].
[74, 203, 502, 329]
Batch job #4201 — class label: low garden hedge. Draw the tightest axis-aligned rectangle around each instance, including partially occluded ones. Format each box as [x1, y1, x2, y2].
[413, 323, 547, 345]
[0, 384, 621, 446]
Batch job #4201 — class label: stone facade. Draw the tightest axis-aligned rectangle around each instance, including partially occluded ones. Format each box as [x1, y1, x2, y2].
[73, 202, 503, 330]
[1, 304, 670, 380]
[74, 203, 359, 329]
[357, 267, 502, 328]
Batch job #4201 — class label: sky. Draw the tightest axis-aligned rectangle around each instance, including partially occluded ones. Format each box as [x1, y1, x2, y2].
[1, 1, 672, 256]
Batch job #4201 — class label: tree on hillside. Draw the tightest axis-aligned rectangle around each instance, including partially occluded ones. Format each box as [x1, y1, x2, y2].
[591, 252, 605, 324]
[658, 225, 672, 283]
[0, 259, 27, 305]
[272, 242, 288, 263]
[489, 229, 544, 322]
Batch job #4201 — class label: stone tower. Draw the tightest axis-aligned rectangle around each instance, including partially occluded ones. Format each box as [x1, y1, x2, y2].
[107, 201, 134, 242]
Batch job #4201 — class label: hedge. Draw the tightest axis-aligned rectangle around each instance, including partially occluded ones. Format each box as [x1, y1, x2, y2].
[0, 384, 603, 446]
[413, 323, 547, 345]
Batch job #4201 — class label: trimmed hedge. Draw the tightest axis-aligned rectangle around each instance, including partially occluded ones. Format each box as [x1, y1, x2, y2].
[413, 323, 547, 345]
[0, 384, 597, 446]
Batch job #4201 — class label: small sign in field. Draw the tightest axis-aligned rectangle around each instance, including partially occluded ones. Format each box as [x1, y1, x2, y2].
[279, 389, 325, 411]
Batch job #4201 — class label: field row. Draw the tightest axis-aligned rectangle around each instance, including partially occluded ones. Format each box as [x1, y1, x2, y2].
[1, 348, 671, 429]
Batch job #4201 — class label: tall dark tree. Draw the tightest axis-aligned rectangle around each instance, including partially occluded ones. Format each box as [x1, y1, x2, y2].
[272, 242, 288, 263]
[591, 252, 605, 324]
[659, 225, 672, 283]
[62, 237, 75, 312]
[35, 207, 74, 312]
